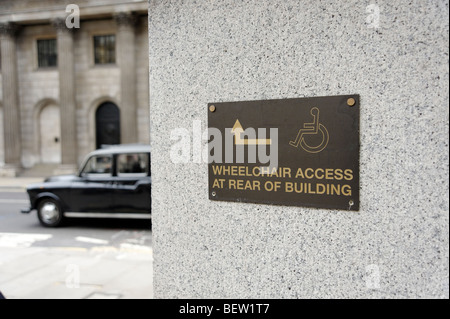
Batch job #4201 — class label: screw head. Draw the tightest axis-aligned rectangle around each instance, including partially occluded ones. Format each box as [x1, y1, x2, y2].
[347, 98, 356, 107]
[211, 191, 216, 197]
[209, 105, 216, 112]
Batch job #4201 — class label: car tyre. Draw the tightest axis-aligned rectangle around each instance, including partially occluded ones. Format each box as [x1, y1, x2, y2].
[37, 198, 64, 227]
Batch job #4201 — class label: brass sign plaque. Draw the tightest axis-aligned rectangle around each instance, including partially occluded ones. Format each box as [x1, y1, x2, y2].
[208, 95, 360, 211]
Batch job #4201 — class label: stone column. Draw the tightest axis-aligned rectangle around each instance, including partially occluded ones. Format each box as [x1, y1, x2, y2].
[0, 23, 22, 176]
[115, 12, 138, 144]
[53, 19, 77, 171]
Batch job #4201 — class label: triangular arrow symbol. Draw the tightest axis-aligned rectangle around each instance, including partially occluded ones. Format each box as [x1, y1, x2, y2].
[231, 119, 243, 134]
[230, 119, 271, 145]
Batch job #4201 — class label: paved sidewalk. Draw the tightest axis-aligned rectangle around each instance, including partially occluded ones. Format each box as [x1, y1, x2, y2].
[0, 245, 153, 299]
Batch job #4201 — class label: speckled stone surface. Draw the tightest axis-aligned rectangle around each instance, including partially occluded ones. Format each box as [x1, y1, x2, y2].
[148, 0, 449, 298]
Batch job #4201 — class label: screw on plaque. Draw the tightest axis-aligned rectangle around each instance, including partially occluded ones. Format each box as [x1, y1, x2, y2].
[209, 105, 216, 112]
[348, 200, 355, 210]
[347, 98, 356, 107]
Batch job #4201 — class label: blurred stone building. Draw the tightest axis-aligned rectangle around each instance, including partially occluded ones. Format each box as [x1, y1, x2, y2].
[0, 0, 149, 176]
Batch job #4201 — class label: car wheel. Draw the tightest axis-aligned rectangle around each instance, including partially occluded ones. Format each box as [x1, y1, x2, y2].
[37, 198, 64, 227]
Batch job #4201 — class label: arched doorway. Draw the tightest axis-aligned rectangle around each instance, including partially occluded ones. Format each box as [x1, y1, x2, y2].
[40, 104, 61, 164]
[96, 102, 121, 149]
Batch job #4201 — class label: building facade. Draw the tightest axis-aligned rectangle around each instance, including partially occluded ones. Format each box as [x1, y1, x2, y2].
[0, 0, 149, 176]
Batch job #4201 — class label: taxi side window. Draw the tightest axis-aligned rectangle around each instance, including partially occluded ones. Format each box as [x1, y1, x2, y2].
[82, 155, 112, 175]
[117, 153, 148, 176]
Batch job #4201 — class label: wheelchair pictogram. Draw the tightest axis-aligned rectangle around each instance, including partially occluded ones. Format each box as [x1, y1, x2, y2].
[289, 107, 329, 153]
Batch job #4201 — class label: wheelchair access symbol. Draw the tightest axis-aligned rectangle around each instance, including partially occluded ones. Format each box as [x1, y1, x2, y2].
[289, 107, 329, 153]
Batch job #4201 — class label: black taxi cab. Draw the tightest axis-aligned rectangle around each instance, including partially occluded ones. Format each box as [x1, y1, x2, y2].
[21, 144, 151, 227]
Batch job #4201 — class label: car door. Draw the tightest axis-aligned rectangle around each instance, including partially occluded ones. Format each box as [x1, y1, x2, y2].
[112, 152, 151, 215]
[70, 154, 116, 213]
